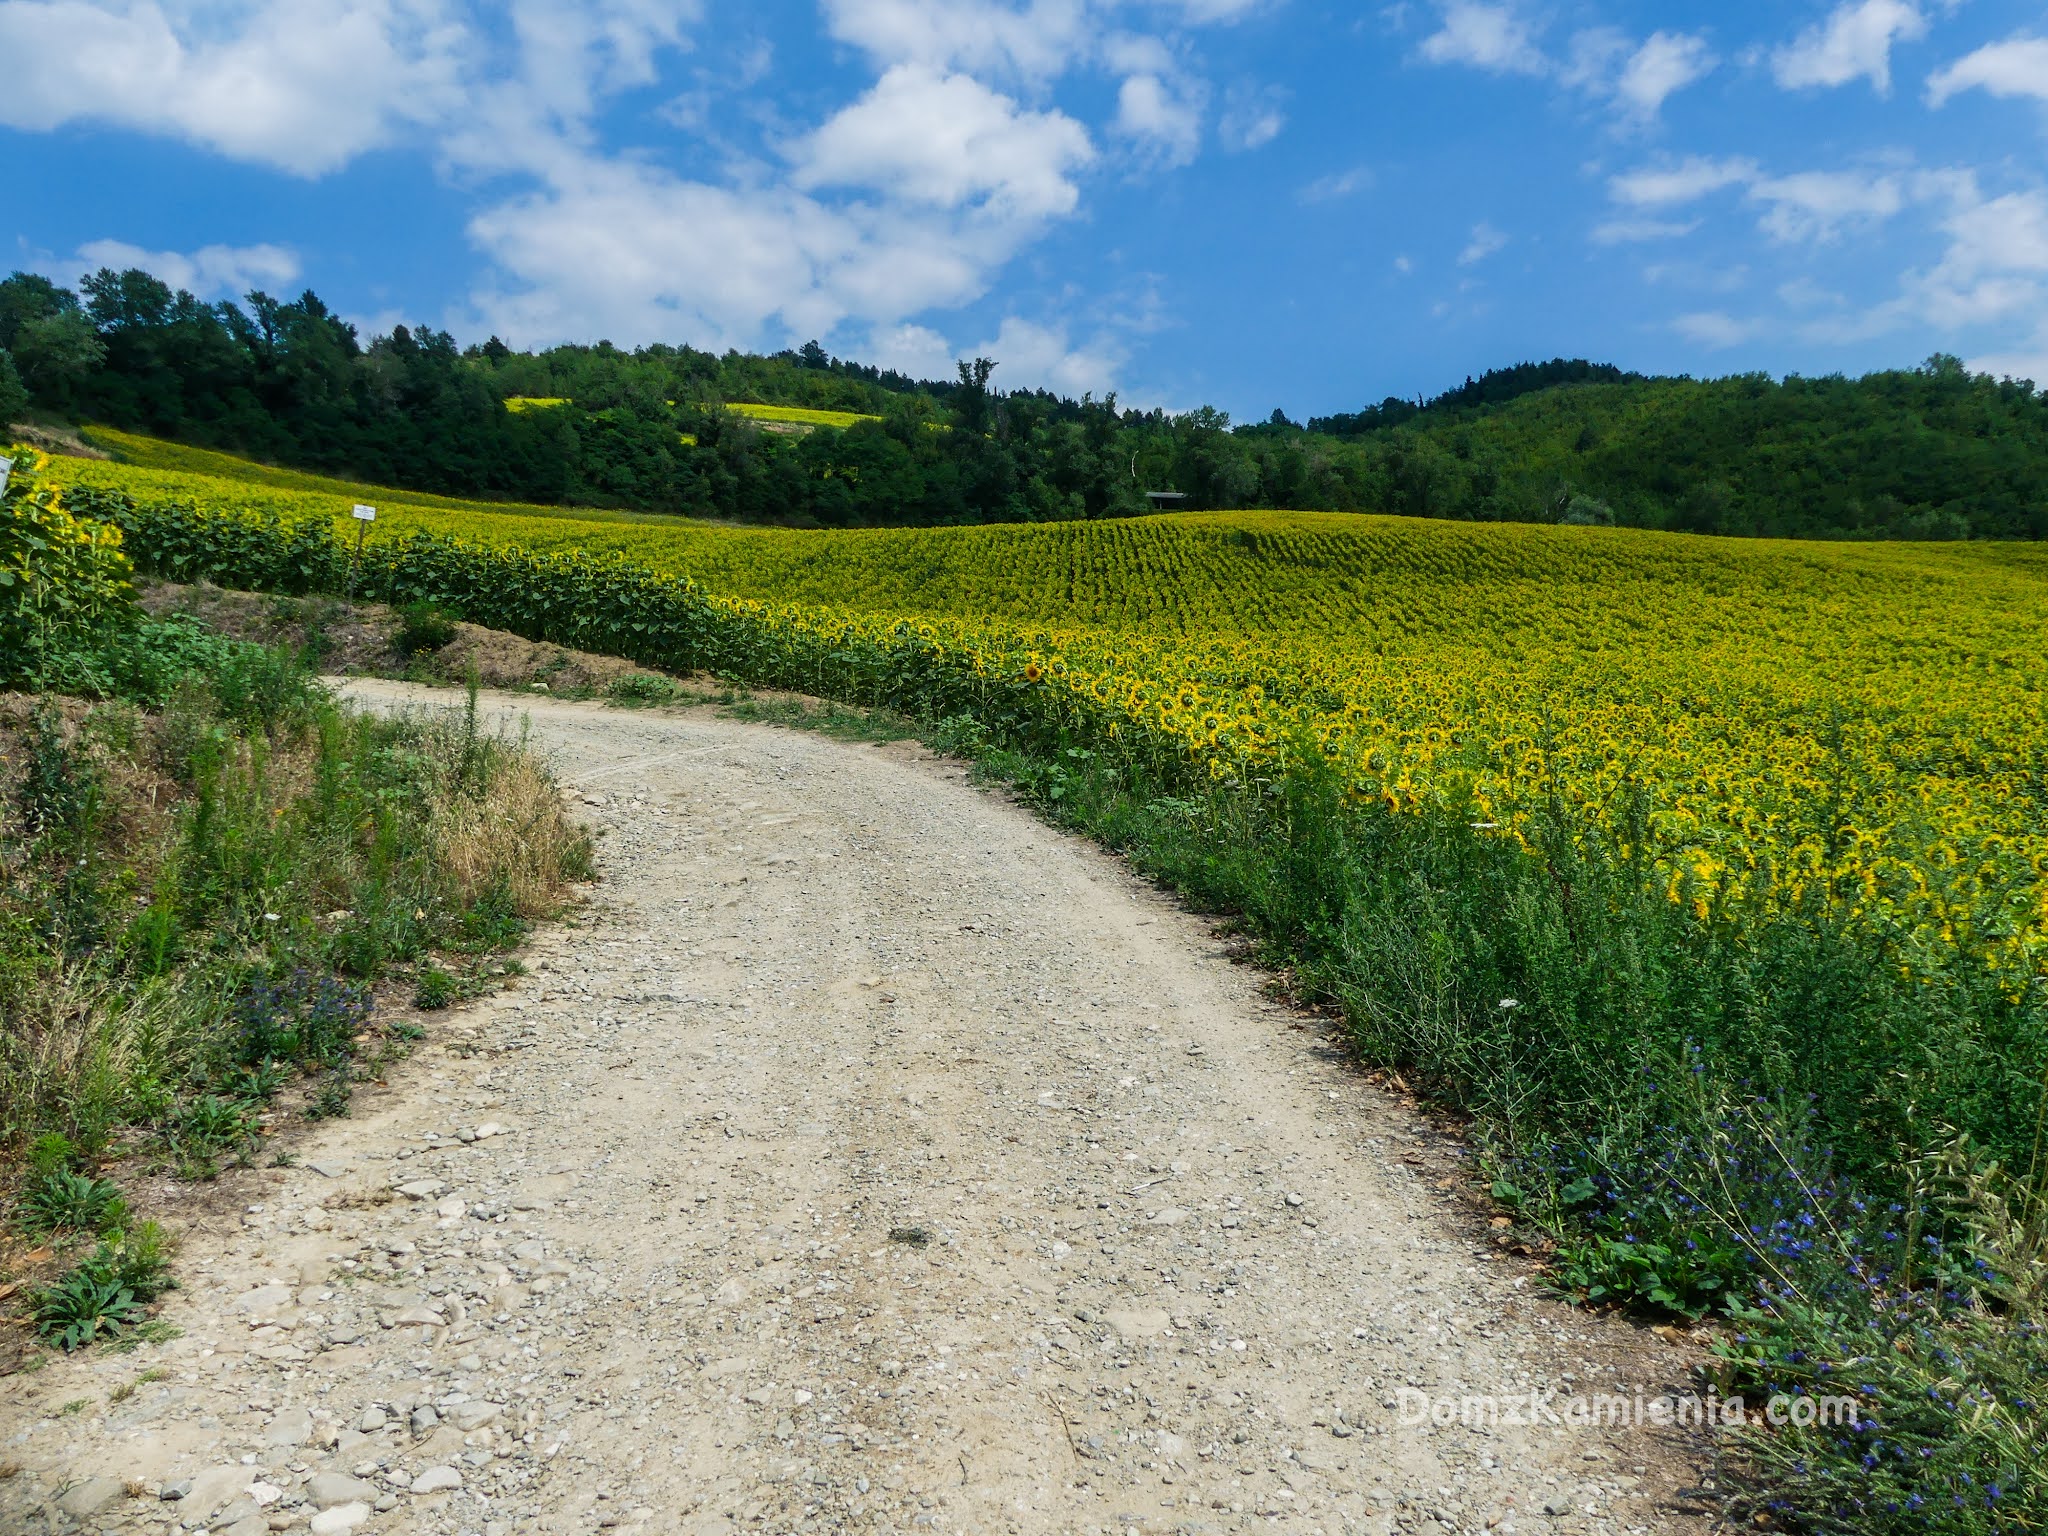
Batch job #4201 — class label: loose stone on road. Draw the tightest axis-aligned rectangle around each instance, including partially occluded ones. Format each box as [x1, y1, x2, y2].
[1, 682, 1711, 1536]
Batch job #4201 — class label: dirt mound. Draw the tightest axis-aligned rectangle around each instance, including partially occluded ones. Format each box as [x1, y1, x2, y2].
[138, 582, 698, 698]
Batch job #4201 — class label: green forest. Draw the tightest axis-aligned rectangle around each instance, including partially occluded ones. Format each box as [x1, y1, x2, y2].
[5, 265, 2046, 539]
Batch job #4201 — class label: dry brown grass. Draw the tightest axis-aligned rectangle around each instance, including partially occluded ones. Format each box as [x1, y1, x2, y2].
[429, 750, 592, 917]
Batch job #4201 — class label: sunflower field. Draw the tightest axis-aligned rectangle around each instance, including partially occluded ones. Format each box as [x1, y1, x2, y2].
[53, 429, 2048, 1003]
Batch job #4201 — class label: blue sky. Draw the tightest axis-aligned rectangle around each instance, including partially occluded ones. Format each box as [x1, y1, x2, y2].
[6, 0, 2048, 418]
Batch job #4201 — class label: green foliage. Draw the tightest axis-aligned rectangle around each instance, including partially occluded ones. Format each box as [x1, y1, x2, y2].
[305, 1071, 352, 1121]
[17, 1168, 128, 1237]
[605, 671, 683, 706]
[412, 966, 455, 1009]
[17, 253, 2048, 537]
[33, 1262, 141, 1350]
[394, 598, 459, 656]
[1, 446, 137, 684]
[31, 1221, 175, 1352]
[0, 348, 27, 424]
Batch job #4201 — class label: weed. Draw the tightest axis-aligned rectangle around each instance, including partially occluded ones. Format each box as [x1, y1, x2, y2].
[412, 967, 456, 1011]
[16, 1168, 128, 1238]
[305, 1072, 353, 1121]
[393, 599, 459, 657]
[888, 1226, 933, 1248]
[166, 1095, 257, 1166]
[605, 672, 681, 706]
[38, 1267, 142, 1350]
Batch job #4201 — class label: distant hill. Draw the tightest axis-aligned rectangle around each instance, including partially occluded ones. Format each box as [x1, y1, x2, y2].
[5, 263, 2045, 538]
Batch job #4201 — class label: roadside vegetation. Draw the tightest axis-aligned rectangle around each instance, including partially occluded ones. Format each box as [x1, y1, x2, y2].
[0, 448, 591, 1362]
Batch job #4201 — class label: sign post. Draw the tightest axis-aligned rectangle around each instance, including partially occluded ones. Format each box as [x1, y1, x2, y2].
[346, 505, 376, 601]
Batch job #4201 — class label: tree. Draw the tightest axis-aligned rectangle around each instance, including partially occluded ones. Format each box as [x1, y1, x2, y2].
[11, 313, 106, 412]
[0, 349, 27, 426]
[0, 273, 79, 352]
[954, 357, 998, 435]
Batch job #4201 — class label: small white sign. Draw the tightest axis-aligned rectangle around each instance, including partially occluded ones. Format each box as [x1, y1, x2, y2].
[352, 504, 377, 522]
[0, 456, 13, 498]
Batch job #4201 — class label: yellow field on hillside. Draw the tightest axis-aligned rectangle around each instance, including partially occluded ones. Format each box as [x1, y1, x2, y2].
[46, 429, 2048, 987]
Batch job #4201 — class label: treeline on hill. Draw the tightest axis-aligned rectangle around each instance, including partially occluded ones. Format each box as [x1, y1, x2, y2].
[5, 266, 2047, 538]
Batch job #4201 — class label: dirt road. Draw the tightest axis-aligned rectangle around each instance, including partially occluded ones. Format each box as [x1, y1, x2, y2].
[2, 683, 1712, 1536]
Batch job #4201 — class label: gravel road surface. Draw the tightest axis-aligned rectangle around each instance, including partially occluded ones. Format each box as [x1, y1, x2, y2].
[1, 682, 1714, 1536]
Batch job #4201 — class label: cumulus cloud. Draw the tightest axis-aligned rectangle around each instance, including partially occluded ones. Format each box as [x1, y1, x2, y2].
[818, 0, 1094, 79]
[1419, 2, 1547, 76]
[1614, 32, 1717, 121]
[0, 0, 1256, 389]
[1114, 71, 1206, 166]
[972, 316, 1125, 397]
[1218, 83, 1288, 151]
[0, 0, 472, 177]
[793, 65, 1095, 219]
[1928, 34, 2048, 107]
[63, 240, 303, 298]
[1773, 0, 1927, 95]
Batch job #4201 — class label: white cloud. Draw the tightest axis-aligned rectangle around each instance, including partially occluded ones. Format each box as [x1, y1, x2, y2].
[1971, 329, 2048, 385]
[1928, 34, 2048, 107]
[793, 65, 1094, 219]
[1750, 169, 1906, 242]
[1773, 0, 1927, 95]
[867, 322, 958, 379]
[1299, 167, 1371, 203]
[0, 0, 1249, 370]
[1459, 221, 1509, 265]
[1218, 83, 1287, 152]
[64, 240, 304, 299]
[0, 0, 472, 177]
[468, 156, 1016, 350]
[973, 316, 1124, 396]
[818, 0, 1094, 78]
[1609, 156, 1758, 209]
[1673, 310, 1763, 348]
[1419, 2, 1547, 76]
[1591, 217, 1701, 244]
[1114, 71, 1205, 166]
[1614, 31, 1717, 121]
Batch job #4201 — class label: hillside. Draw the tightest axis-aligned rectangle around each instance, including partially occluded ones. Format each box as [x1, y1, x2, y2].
[7, 266, 2048, 537]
